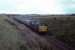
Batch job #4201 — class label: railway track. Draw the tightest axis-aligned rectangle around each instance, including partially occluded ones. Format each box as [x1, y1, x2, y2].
[5, 16, 75, 50]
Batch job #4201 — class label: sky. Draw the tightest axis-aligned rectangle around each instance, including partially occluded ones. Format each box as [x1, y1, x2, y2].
[0, 0, 74, 14]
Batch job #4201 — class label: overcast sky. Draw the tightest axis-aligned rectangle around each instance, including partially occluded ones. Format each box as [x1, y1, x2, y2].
[0, 0, 74, 14]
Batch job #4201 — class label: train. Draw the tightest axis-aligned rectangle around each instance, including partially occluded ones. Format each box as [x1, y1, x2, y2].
[13, 16, 48, 35]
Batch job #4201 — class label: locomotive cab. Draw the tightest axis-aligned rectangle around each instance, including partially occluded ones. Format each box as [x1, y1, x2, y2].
[38, 24, 48, 35]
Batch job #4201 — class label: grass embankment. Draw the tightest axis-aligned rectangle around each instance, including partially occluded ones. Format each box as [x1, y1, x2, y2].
[0, 16, 21, 50]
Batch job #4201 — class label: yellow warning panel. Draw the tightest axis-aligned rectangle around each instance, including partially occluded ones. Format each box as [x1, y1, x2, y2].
[38, 25, 48, 32]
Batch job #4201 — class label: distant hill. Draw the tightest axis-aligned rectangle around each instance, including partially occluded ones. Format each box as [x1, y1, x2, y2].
[0, 14, 75, 19]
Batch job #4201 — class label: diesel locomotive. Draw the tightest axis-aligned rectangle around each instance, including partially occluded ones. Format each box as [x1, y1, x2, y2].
[13, 16, 48, 35]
